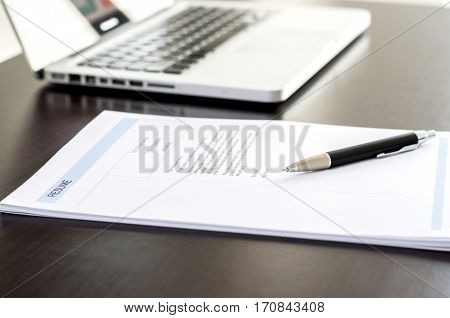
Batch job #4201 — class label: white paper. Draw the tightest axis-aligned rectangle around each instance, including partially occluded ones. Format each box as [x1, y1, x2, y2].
[1, 111, 449, 251]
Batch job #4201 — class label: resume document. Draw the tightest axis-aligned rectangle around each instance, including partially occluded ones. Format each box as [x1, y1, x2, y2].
[1, 111, 449, 251]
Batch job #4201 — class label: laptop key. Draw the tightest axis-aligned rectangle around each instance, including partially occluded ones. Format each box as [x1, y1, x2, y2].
[140, 44, 164, 53]
[108, 51, 127, 58]
[164, 64, 189, 75]
[129, 50, 148, 57]
[178, 57, 198, 65]
[142, 56, 163, 62]
[154, 51, 175, 59]
[108, 61, 131, 69]
[163, 68, 183, 75]
[127, 62, 151, 71]
[121, 55, 141, 62]
[92, 56, 116, 63]
[145, 61, 173, 73]
[88, 60, 111, 68]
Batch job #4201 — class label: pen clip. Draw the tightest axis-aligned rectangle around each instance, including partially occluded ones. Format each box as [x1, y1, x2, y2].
[376, 144, 419, 158]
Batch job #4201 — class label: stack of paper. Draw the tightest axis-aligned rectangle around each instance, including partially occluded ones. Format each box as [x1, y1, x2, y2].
[1, 111, 449, 251]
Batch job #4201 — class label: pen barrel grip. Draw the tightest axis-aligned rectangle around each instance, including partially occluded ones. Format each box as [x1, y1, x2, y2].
[327, 133, 418, 168]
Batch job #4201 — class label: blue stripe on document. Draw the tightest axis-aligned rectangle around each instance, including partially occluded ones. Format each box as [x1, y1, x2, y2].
[38, 118, 137, 203]
[431, 137, 448, 230]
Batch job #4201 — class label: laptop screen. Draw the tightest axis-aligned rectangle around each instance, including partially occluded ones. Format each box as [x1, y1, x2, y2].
[3, 0, 173, 74]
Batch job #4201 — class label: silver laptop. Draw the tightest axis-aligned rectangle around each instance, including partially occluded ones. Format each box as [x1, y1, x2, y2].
[3, 0, 370, 102]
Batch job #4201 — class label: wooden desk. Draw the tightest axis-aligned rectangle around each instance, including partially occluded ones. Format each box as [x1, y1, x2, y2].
[1, 1, 450, 297]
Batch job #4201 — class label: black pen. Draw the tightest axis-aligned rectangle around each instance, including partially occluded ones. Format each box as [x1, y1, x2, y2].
[283, 130, 436, 172]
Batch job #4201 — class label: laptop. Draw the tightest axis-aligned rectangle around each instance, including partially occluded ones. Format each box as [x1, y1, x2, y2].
[3, 0, 371, 102]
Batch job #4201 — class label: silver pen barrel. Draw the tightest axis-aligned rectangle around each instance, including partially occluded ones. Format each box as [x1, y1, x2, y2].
[283, 153, 331, 172]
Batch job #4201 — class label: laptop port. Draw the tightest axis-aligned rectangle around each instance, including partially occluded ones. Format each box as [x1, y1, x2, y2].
[85, 76, 96, 85]
[112, 79, 125, 86]
[147, 82, 175, 89]
[129, 80, 143, 87]
[99, 78, 108, 84]
[51, 73, 65, 80]
[69, 74, 81, 83]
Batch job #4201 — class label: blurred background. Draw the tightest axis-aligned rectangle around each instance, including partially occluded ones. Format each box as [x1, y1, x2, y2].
[0, 0, 444, 64]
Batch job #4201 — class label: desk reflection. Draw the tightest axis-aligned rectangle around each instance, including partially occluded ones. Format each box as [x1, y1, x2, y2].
[36, 85, 281, 120]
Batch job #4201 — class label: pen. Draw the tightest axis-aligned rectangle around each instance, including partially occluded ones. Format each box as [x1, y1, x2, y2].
[283, 130, 436, 172]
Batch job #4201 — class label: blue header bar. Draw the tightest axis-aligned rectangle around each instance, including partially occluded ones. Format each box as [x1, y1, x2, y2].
[38, 118, 137, 203]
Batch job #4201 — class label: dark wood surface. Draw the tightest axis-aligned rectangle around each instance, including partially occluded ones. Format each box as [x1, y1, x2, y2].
[1, 1, 450, 297]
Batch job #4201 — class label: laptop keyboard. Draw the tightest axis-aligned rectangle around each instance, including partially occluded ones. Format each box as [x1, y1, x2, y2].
[79, 7, 268, 75]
